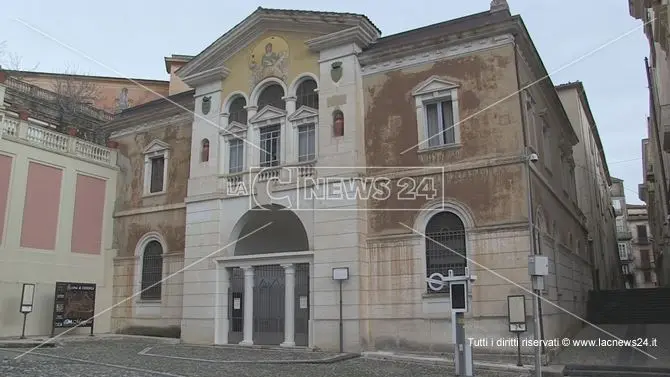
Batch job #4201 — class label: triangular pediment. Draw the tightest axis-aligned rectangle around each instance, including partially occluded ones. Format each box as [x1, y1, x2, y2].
[143, 139, 170, 154]
[288, 106, 319, 122]
[224, 121, 248, 135]
[411, 76, 460, 96]
[177, 8, 379, 81]
[249, 105, 287, 124]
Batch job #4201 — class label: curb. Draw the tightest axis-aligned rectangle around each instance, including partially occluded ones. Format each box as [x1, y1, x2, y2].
[59, 334, 181, 345]
[0, 341, 58, 349]
[361, 351, 533, 373]
[564, 364, 670, 376]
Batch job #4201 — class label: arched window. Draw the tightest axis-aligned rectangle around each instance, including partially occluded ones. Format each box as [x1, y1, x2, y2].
[296, 79, 318, 109]
[333, 110, 344, 137]
[229, 96, 247, 125]
[425, 211, 466, 293]
[257, 84, 285, 111]
[141, 240, 163, 300]
[201, 138, 210, 162]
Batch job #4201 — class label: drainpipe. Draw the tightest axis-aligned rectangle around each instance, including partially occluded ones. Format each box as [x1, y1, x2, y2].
[513, 33, 545, 367]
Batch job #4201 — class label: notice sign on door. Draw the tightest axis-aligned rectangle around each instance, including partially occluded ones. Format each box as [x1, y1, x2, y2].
[233, 298, 241, 310]
[299, 296, 307, 309]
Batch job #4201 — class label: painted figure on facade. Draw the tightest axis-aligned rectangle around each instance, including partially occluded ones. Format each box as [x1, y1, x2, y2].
[249, 36, 289, 89]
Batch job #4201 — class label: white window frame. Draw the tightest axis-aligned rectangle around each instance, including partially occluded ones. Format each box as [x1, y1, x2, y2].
[248, 105, 287, 167]
[618, 242, 628, 260]
[133, 232, 167, 317]
[221, 121, 248, 175]
[411, 76, 461, 151]
[142, 139, 170, 197]
[288, 105, 319, 164]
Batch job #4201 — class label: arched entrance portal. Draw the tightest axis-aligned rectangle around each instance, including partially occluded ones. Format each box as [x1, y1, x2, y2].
[227, 205, 311, 347]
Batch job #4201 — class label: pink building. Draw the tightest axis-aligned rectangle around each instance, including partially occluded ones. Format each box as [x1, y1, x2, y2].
[0, 75, 118, 337]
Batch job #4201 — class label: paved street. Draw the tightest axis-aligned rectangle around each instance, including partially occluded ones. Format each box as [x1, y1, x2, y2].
[0, 338, 529, 377]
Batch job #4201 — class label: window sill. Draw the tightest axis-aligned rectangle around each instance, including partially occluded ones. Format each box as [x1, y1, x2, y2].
[417, 143, 462, 154]
[136, 299, 161, 305]
[143, 191, 167, 198]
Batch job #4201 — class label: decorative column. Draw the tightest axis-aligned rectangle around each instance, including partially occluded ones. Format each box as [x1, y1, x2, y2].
[282, 96, 296, 165]
[240, 265, 254, 345]
[280, 263, 296, 347]
[245, 106, 258, 168]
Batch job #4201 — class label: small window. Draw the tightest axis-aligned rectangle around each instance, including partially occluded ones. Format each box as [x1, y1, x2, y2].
[229, 138, 244, 174]
[141, 240, 163, 300]
[229, 97, 248, 125]
[201, 139, 210, 162]
[150, 156, 165, 193]
[425, 101, 456, 147]
[257, 84, 285, 111]
[298, 124, 316, 162]
[333, 110, 344, 137]
[637, 225, 648, 240]
[618, 243, 628, 260]
[524, 91, 538, 150]
[542, 120, 552, 171]
[296, 79, 318, 109]
[260, 125, 281, 167]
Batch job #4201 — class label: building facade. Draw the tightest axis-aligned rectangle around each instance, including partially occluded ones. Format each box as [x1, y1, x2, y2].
[630, 0, 670, 286]
[556, 82, 620, 291]
[0, 77, 118, 337]
[627, 204, 658, 287]
[611, 178, 636, 288]
[103, 89, 194, 337]
[105, 1, 605, 354]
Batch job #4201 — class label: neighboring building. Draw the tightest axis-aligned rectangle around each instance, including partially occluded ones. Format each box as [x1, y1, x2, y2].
[102, 1, 606, 355]
[164, 55, 193, 96]
[5, 70, 169, 114]
[0, 75, 118, 337]
[630, 0, 670, 286]
[556, 81, 620, 291]
[611, 178, 635, 288]
[627, 204, 658, 287]
[102, 88, 194, 337]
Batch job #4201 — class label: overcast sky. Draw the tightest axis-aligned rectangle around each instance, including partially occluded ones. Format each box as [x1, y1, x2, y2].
[1, 0, 649, 204]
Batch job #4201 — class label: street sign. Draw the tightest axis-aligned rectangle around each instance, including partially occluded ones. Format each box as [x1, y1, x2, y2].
[20, 283, 35, 314]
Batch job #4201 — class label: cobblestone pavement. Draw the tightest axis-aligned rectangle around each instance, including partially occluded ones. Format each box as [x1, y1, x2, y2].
[0, 339, 530, 377]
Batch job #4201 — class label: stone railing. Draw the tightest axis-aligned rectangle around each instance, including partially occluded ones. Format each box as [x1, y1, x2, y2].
[1, 114, 117, 166]
[3, 75, 115, 121]
[218, 160, 317, 197]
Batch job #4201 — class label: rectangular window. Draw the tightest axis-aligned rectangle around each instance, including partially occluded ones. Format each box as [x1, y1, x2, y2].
[637, 225, 648, 240]
[298, 124, 316, 162]
[542, 122, 551, 170]
[425, 100, 456, 147]
[618, 243, 628, 260]
[229, 139, 244, 173]
[524, 92, 538, 149]
[149, 156, 165, 193]
[260, 125, 281, 167]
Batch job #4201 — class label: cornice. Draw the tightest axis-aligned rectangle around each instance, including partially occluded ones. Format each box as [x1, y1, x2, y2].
[109, 112, 193, 139]
[181, 66, 231, 87]
[361, 34, 514, 76]
[305, 25, 379, 52]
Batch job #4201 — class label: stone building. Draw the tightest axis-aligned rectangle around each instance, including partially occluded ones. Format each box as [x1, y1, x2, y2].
[102, 88, 194, 337]
[123, 0, 608, 354]
[611, 177, 635, 288]
[556, 82, 620, 290]
[630, 0, 670, 286]
[0, 73, 118, 337]
[627, 204, 658, 287]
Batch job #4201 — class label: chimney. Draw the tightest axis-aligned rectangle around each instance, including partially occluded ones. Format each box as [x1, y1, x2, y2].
[490, 0, 510, 12]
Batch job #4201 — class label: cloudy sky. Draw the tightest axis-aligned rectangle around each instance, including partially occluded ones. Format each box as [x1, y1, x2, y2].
[1, 0, 649, 204]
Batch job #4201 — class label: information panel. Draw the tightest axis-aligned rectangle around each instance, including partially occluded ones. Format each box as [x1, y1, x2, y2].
[52, 282, 96, 333]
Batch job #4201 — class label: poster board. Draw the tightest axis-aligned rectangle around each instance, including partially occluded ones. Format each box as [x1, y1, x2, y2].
[51, 282, 96, 336]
